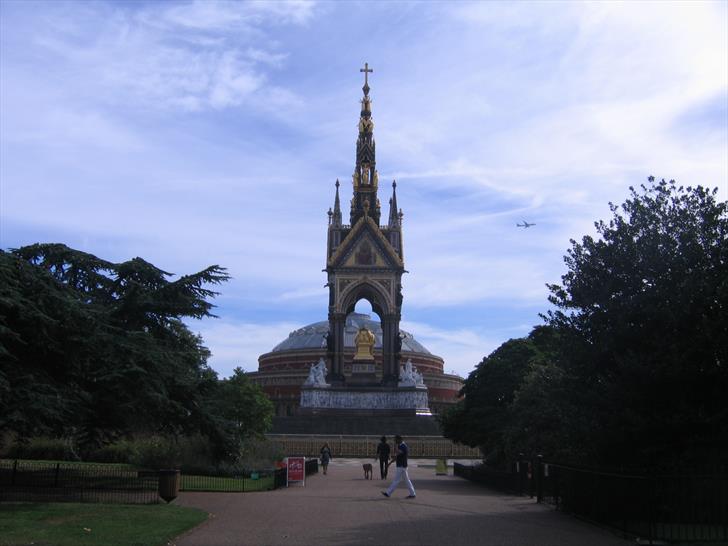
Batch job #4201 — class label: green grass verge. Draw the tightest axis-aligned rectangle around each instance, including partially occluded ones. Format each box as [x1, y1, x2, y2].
[0, 502, 208, 546]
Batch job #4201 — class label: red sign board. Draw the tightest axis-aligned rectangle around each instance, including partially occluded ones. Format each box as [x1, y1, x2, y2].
[286, 457, 305, 486]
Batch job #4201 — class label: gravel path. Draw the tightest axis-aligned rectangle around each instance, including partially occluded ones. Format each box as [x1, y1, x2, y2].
[172, 458, 632, 546]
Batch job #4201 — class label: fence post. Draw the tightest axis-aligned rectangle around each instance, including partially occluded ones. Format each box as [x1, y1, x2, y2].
[536, 454, 544, 503]
[11, 460, 17, 486]
[54, 463, 60, 487]
[648, 469, 656, 545]
[518, 453, 526, 496]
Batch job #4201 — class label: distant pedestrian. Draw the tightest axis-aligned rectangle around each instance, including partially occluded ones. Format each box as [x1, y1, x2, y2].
[375, 436, 391, 479]
[320, 443, 332, 475]
[381, 434, 416, 498]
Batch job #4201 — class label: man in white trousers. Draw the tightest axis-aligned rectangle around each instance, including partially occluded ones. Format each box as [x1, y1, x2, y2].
[381, 434, 416, 498]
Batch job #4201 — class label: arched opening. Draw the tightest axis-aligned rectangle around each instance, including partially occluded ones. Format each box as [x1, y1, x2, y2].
[353, 299, 374, 316]
[328, 280, 400, 384]
[346, 298, 382, 379]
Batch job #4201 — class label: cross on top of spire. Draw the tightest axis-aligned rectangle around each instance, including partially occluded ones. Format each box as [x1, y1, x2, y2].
[360, 62, 373, 95]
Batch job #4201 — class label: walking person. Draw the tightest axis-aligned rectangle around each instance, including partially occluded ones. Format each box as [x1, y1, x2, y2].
[375, 436, 391, 479]
[381, 434, 416, 498]
[320, 442, 332, 475]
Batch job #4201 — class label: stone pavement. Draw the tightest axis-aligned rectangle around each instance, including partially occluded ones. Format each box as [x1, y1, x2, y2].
[173, 458, 632, 546]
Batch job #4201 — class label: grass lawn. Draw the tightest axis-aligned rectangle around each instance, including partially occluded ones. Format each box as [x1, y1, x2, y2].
[0, 502, 208, 546]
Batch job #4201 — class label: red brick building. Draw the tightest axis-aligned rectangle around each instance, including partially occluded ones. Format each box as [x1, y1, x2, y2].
[250, 313, 463, 417]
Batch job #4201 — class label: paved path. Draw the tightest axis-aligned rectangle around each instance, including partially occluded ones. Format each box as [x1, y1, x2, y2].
[173, 459, 632, 546]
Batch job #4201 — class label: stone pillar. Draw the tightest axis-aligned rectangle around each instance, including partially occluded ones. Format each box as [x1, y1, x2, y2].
[328, 312, 346, 383]
[380, 313, 400, 385]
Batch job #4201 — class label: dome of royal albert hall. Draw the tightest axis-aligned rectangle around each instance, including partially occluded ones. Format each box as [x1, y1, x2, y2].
[270, 313, 432, 355]
[252, 313, 463, 417]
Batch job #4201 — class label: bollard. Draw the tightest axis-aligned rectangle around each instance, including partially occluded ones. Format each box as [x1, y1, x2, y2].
[158, 469, 180, 503]
[518, 453, 526, 496]
[536, 455, 544, 503]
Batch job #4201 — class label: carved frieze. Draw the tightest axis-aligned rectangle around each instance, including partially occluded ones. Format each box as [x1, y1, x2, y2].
[300, 387, 429, 410]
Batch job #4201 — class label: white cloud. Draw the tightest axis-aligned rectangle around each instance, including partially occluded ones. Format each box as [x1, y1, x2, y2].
[2, 1, 725, 381]
[144, 1, 316, 32]
[401, 320, 530, 378]
[192, 320, 302, 378]
[12, 1, 313, 114]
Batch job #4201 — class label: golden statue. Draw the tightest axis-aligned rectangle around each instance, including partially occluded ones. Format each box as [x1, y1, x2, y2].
[353, 327, 375, 361]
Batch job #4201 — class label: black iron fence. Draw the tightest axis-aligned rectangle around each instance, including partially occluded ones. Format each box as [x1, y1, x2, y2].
[454, 458, 728, 544]
[268, 434, 480, 458]
[453, 462, 521, 493]
[274, 467, 287, 489]
[541, 462, 728, 544]
[180, 471, 278, 492]
[0, 459, 159, 504]
[0, 458, 308, 502]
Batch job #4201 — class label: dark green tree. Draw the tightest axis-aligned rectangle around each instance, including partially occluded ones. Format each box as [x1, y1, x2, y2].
[440, 327, 555, 465]
[205, 367, 273, 444]
[0, 243, 234, 454]
[545, 178, 728, 466]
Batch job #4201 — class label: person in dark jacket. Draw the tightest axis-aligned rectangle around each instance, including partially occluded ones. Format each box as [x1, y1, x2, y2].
[375, 436, 391, 479]
[320, 443, 332, 475]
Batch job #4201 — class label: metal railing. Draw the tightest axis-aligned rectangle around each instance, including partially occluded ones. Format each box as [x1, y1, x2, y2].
[0, 459, 159, 504]
[454, 457, 728, 543]
[180, 472, 277, 492]
[453, 462, 521, 494]
[541, 462, 728, 544]
[268, 435, 480, 459]
[0, 459, 301, 501]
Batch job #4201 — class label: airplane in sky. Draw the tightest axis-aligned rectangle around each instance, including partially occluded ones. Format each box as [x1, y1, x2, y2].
[516, 220, 536, 228]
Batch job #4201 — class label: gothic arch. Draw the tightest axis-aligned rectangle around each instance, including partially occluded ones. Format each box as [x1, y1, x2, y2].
[339, 280, 392, 317]
[329, 278, 400, 384]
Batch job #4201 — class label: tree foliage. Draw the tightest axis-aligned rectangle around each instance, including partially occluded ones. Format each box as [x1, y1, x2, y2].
[440, 327, 556, 465]
[545, 178, 728, 466]
[0, 243, 272, 460]
[443, 178, 728, 468]
[206, 368, 274, 442]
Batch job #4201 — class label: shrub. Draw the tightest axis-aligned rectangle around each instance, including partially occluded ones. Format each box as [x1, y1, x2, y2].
[237, 438, 285, 472]
[5, 437, 80, 461]
[130, 436, 180, 469]
[86, 439, 139, 463]
[175, 434, 217, 474]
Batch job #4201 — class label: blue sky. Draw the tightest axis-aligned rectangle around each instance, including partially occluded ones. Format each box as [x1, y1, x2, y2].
[1, 1, 726, 378]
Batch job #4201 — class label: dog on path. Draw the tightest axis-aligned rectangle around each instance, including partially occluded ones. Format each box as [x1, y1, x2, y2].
[362, 463, 373, 480]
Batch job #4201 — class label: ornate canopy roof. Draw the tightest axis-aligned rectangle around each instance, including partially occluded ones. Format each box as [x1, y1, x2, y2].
[270, 313, 433, 355]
